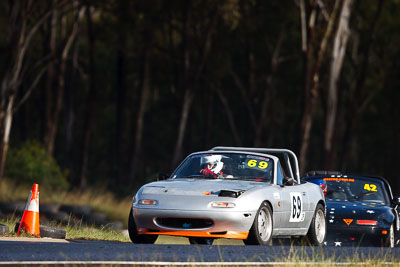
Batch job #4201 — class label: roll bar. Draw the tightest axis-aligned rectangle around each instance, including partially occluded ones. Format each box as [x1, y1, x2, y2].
[211, 146, 300, 183]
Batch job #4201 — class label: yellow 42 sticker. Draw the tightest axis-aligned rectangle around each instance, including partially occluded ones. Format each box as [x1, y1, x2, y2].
[364, 184, 377, 192]
[247, 159, 268, 169]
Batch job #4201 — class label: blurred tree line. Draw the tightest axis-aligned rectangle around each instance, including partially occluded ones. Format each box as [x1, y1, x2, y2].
[1, 0, 399, 195]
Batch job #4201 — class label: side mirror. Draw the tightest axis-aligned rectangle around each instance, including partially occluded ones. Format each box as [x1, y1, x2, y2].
[158, 173, 170, 181]
[392, 197, 400, 207]
[283, 177, 294, 186]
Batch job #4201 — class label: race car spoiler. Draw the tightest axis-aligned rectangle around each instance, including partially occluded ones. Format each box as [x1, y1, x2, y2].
[211, 146, 300, 183]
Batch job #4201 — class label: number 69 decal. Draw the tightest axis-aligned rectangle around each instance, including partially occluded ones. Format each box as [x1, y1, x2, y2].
[247, 159, 268, 169]
[290, 192, 305, 222]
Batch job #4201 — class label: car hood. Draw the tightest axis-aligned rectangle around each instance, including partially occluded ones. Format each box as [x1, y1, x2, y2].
[326, 200, 392, 226]
[141, 178, 264, 196]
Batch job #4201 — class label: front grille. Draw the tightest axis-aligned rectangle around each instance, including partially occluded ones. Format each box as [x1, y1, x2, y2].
[155, 217, 213, 229]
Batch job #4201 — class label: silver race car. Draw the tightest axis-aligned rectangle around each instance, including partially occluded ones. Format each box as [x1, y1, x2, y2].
[128, 147, 326, 245]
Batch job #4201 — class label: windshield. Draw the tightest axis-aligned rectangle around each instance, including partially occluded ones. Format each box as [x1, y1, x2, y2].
[322, 177, 389, 205]
[171, 153, 274, 183]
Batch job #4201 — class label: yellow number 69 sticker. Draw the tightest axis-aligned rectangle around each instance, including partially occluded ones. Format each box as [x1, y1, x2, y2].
[247, 160, 268, 169]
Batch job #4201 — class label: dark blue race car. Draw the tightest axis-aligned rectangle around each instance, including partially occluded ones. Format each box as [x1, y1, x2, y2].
[302, 171, 400, 247]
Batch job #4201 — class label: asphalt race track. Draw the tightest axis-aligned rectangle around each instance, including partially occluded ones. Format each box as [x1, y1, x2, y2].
[0, 240, 399, 266]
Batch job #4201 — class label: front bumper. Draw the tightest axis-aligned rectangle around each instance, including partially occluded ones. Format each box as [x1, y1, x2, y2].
[132, 206, 256, 239]
[327, 224, 391, 245]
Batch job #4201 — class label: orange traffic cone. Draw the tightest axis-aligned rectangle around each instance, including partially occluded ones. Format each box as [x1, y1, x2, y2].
[17, 184, 40, 237]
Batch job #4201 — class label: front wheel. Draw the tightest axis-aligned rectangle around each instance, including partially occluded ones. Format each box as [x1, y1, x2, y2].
[305, 203, 326, 246]
[244, 202, 273, 245]
[128, 208, 158, 244]
[188, 237, 214, 245]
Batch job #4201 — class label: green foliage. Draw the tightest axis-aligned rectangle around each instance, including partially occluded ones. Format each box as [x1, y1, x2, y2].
[4, 141, 69, 190]
[1, 0, 400, 195]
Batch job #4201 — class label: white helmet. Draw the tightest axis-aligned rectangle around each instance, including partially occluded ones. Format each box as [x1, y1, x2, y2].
[201, 155, 223, 174]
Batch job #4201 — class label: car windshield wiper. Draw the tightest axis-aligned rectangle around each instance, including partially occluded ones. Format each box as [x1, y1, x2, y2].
[348, 191, 375, 200]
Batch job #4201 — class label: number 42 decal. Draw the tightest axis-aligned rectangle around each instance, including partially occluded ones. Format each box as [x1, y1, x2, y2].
[364, 184, 377, 192]
[290, 192, 306, 222]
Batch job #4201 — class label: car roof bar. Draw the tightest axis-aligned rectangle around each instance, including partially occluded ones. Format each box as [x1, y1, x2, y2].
[210, 146, 300, 182]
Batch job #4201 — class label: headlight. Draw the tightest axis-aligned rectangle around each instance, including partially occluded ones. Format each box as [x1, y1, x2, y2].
[211, 202, 236, 208]
[138, 199, 158, 205]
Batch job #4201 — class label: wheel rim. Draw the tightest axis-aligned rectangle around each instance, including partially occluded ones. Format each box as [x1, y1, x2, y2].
[390, 224, 394, 248]
[258, 208, 272, 241]
[314, 209, 326, 243]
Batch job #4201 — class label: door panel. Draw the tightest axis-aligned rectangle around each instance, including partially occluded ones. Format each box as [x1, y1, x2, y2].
[279, 184, 311, 230]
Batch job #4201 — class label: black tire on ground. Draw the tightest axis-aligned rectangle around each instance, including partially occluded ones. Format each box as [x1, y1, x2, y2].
[14, 222, 66, 239]
[14, 222, 22, 234]
[305, 203, 326, 246]
[45, 211, 71, 224]
[40, 204, 61, 214]
[84, 212, 108, 226]
[0, 224, 9, 236]
[128, 208, 157, 244]
[59, 205, 93, 217]
[40, 225, 67, 239]
[188, 237, 214, 245]
[0, 201, 26, 215]
[244, 201, 273, 245]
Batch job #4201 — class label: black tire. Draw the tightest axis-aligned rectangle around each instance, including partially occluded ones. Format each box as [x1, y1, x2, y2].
[84, 212, 108, 226]
[14, 222, 66, 239]
[305, 204, 326, 246]
[14, 222, 24, 233]
[59, 205, 92, 217]
[128, 208, 157, 244]
[45, 211, 71, 224]
[40, 225, 67, 239]
[188, 237, 214, 245]
[244, 202, 273, 245]
[0, 201, 25, 215]
[40, 204, 61, 214]
[0, 224, 9, 236]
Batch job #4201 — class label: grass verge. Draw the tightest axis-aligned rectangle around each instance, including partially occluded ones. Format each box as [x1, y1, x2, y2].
[0, 179, 132, 226]
[0, 178, 133, 241]
[0, 215, 130, 241]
